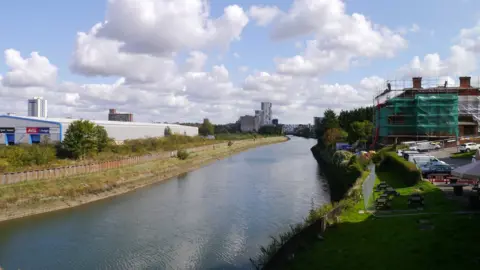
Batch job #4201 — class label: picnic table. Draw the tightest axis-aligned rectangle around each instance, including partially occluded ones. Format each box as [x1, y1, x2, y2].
[384, 187, 400, 197]
[408, 193, 424, 207]
[376, 182, 389, 191]
[375, 197, 391, 210]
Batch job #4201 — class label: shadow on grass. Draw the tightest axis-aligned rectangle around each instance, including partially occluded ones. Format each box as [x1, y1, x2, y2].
[284, 212, 480, 270]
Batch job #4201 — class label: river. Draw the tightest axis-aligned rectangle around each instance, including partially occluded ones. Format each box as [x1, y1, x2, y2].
[0, 137, 330, 270]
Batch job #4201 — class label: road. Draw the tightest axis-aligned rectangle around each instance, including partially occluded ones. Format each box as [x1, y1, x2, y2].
[430, 147, 471, 168]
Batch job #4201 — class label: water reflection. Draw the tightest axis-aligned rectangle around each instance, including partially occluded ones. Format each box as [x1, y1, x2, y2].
[0, 137, 329, 270]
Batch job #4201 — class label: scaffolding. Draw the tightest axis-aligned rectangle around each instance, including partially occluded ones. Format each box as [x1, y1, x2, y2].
[376, 94, 459, 140]
[371, 76, 479, 145]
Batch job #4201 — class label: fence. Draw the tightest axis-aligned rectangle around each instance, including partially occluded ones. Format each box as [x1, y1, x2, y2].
[0, 139, 268, 185]
[362, 164, 377, 210]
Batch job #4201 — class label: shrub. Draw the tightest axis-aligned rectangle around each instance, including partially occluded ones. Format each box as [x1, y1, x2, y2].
[27, 145, 56, 165]
[0, 159, 9, 172]
[177, 149, 189, 160]
[228, 141, 234, 147]
[377, 152, 421, 186]
[332, 150, 354, 166]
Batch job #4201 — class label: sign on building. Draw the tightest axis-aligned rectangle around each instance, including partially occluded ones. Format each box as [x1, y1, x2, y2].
[0, 127, 15, 133]
[26, 127, 50, 134]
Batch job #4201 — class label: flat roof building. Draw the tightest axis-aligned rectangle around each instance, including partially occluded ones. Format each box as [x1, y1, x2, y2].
[0, 115, 198, 145]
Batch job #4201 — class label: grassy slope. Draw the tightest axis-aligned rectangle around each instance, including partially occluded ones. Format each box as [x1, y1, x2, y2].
[287, 167, 480, 270]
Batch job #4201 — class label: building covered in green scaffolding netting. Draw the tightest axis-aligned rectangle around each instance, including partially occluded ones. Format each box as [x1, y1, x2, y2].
[376, 94, 459, 141]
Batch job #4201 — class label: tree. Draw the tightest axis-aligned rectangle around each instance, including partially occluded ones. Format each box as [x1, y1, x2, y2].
[348, 121, 374, 146]
[164, 126, 172, 136]
[199, 118, 214, 136]
[62, 120, 98, 159]
[94, 125, 111, 152]
[323, 128, 347, 150]
[258, 125, 283, 135]
[315, 109, 340, 146]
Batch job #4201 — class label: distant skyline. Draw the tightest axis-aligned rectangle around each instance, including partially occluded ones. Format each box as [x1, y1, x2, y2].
[1, 0, 480, 124]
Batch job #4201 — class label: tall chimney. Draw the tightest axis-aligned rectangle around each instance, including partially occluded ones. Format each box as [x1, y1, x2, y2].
[459, 76, 471, 88]
[412, 77, 422, 89]
[109, 109, 116, 114]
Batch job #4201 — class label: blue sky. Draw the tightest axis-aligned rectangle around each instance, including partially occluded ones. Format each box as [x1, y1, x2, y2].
[1, 0, 480, 123]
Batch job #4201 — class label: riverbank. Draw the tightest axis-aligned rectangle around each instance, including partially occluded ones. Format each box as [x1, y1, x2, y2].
[0, 137, 287, 222]
[280, 147, 480, 270]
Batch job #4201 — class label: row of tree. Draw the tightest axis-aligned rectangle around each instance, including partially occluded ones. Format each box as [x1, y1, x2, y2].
[315, 107, 374, 151]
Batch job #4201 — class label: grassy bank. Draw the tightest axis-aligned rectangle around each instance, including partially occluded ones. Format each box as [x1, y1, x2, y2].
[0, 137, 287, 222]
[285, 148, 480, 270]
[0, 134, 274, 173]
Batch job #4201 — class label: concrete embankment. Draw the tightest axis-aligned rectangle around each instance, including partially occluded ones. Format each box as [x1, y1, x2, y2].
[0, 137, 287, 222]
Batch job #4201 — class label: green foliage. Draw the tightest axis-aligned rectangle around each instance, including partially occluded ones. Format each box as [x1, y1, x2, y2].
[338, 106, 374, 133]
[332, 150, 354, 166]
[348, 120, 374, 145]
[293, 125, 313, 138]
[164, 126, 172, 137]
[323, 128, 347, 149]
[94, 125, 112, 152]
[61, 120, 99, 159]
[258, 125, 283, 135]
[0, 145, 56, 169]
[377, 152, 422, 186]
[176, 149, 189, 160]
[215, 133, 257, 140]
[315, 109, 340, 148]
[199, 118, 214, 136]
[451, 150, 476, 159]
[214, 123, 240, 134]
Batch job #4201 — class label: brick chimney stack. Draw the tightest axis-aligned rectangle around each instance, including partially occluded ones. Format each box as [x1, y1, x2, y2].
[412, 77, 422, 89]
[459, 76, 471, 88]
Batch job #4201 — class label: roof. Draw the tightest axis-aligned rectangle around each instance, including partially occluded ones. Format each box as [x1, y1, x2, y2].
[458, 121, 478, 126]
[0, 115, 195, 128]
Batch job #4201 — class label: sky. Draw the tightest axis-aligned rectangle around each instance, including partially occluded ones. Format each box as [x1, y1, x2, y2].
[1, 0, 480, 124]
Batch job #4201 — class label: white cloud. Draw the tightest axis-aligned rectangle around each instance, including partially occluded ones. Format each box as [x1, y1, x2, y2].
[270, 0, 407, 76]
[96, 0, 248, 56]
[2, 49, 57, 88]
[233, 52, 240, 59]
[184, 51, 208, 72]
[248, 5, 280, 26]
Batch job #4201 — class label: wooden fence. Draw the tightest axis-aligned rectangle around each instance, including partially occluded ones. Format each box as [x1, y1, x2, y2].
[0, 141, 240, 185]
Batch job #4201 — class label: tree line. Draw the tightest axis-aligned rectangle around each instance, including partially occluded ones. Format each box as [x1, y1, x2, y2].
[315, 106, 374, 151]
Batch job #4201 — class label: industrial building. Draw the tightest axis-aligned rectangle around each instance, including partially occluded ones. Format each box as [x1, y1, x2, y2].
[239, 102, 274, 132]
[373, 76, 480, 145]
[0, 115, 198, 145]
[108, 108, 133, 122]
[28, 97, 47, 118]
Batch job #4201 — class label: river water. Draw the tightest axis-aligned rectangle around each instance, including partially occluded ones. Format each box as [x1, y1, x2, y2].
[0, 137, 330, 270]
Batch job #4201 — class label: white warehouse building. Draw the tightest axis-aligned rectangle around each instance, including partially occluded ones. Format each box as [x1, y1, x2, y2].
[0, 115, 198, 145]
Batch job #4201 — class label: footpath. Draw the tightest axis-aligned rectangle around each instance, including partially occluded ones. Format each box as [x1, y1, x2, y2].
[0, 137, 287, 222]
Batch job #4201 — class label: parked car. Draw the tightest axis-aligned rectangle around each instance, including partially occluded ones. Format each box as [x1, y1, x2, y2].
[412, 156, 447, 167]
[402, 150, 420, 161]
[419, 163, 453, 177]
[459, 142, 479, 153]
[409, 142, 441, 152]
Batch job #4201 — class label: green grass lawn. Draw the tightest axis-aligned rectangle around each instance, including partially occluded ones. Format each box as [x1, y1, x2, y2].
[286, 169, 480, 270]
[451, 150, 476, 159]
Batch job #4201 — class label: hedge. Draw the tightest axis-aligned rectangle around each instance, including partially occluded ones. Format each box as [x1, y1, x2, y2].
[377, 151, 422, 186]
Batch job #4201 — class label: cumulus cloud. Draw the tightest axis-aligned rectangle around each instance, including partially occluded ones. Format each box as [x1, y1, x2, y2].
[96, 0, 248, 56]
[249, 5, 280, 26]
[2, 49, 57, 88]
[398, 22, 480, 78]
[269, 0, 407, 76]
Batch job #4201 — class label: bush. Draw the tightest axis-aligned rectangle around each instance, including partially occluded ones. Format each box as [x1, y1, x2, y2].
[377, 152, 422, 186]
[177, 149, 189, 160]
[228, 141, 234, 147]
[332, 150, 354, 166]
